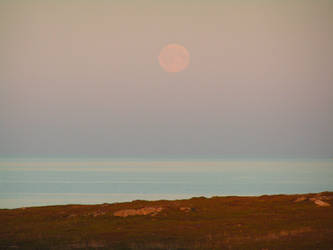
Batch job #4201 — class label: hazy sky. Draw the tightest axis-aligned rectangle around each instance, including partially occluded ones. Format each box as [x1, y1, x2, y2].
[1, 0, 332, 157]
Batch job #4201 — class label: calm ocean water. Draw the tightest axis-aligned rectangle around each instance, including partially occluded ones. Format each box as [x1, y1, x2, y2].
[0, 157, 332, 208]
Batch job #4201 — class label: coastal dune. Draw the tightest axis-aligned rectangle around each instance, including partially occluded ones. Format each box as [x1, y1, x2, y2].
[1, 192, 332, 249]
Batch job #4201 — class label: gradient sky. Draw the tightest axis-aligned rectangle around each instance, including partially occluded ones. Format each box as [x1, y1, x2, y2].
[1, 0, 332, 157]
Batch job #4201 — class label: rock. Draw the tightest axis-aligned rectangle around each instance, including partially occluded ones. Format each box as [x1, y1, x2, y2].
[91, 210, 106, 217]
[294, 197, 307, 202]
[313, 200, 331, 207]
[113, 207, 163, 217]
[294, 195, 331, 207]
[179, 207, 191, 212]
[318, 196, 333, 201]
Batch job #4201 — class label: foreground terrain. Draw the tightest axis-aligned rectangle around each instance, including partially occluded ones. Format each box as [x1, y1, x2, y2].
[1, 192, 333, 249]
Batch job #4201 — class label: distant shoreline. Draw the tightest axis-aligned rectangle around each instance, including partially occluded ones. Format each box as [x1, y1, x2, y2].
[1, 191, 332, 210]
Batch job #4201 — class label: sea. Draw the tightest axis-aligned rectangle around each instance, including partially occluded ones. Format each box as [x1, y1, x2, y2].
[0, 157, 332, 209]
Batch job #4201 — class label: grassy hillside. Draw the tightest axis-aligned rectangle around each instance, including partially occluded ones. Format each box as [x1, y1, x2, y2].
[1, 192, 333, 249]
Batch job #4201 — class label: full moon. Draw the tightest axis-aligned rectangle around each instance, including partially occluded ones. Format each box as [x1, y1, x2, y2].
[158, 44, 190, 73]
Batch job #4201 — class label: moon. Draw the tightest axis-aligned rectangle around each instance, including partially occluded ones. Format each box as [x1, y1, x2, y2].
[158, 44, 190, 73]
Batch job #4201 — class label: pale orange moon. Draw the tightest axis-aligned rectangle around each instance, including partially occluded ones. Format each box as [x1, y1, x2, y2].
[158, 44, 190, 73]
